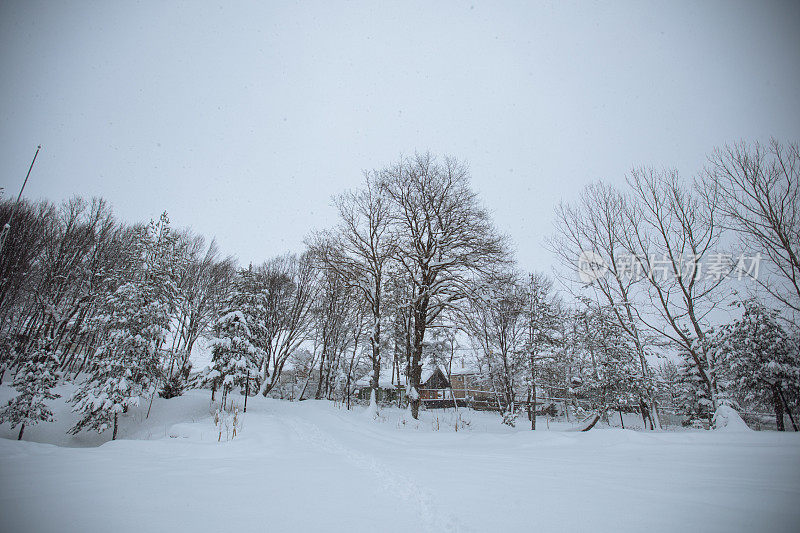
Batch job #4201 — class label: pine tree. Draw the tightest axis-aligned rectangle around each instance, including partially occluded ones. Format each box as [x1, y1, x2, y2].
[70, 280, 168, 439]
[716, 300, 800, 431]
[70, 215, 176, 439]
[676, 341, 713, 428]
[0, 346, 60, 440]
[204, 277, 260, 408]
[585, 305, 645, 423]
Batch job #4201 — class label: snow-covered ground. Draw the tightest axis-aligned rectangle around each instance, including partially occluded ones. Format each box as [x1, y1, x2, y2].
[1, 385, 799, 532]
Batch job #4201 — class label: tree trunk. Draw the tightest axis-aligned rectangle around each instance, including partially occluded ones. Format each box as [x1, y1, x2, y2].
[314, 347, 327, 400]
[530, 357, 536, 430]
[409, 303, 427, 420]
[778, 387, 798, 431]
[370, 320, 381, 410]
[17, 423, 25, 440]
[244, 371, 250, 413]
[526, 388, 532, 422]
[112, 413, 118, 440]
[639, 398, 653, 430]
[530, 378, 537, 430]
[773, 384, 785, 431]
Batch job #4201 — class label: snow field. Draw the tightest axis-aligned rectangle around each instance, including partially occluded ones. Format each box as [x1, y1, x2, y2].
[1, 386, 799, 532]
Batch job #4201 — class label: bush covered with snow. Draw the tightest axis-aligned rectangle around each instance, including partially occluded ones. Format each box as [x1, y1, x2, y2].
[712, 404, 752, 432]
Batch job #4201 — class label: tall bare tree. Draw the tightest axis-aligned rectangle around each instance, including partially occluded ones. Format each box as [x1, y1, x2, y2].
[254, 253, 318, 396]
[549, 182, 661, 427]
[309, 172, 394, 405]
[462, 270, 526, 425]
[622, 168, 729, 414]
[170, 232, 235, 379]
[382, 154, 508, 419]
[705, 140, 800, 316]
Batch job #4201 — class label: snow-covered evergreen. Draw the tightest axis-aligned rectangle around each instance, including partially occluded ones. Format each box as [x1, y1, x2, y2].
[676, 343, 713, 428]
[70, 214, 176, 439]
[0, 345, 60, 440]
[715, 300, 800, 431]
[206, 308, 259, 406]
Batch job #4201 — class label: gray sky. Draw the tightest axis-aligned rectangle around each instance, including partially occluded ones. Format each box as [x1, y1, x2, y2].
[1, 0, 799, 274]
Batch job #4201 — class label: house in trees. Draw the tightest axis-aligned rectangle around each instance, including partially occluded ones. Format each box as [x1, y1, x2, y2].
[356, 362, 497, 409]
[355, 365, 455, 407]
[418, 366, 453, 407]
[355, 368, 406, 403]
[449, 369, 496, 409]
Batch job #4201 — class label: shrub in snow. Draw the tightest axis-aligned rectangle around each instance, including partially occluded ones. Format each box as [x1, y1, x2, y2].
[160, 373, 185, 399]
[214, 403, 241, 442]
[363, 388, 379, 419]
[0, 346, 61, 440]
[712, 404, 752, 432]
[502, 410, 517, 427]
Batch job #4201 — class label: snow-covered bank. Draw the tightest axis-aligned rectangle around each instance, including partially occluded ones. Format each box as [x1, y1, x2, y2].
[1, 389, 799, 532]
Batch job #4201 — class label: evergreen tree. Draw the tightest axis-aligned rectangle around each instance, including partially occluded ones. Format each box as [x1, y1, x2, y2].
[70, 281, 168, 439]
[70, 214, 175, 439]
[676, 342, 713, 428]
[203, 271, 262, 405]
[0, 345, 60, 440]
[716, 300, 800, 431]
[206, 307, 259, 408]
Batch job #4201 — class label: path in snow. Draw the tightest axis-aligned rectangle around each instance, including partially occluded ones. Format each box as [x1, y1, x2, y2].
[282, 414, 467, 533]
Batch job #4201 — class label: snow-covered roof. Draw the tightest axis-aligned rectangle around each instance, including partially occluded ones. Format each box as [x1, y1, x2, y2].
[448, 358, 481, 376]
[354, 359, 479, 389]
[421, 364, 445, 383]
[355, 367, 406, 388]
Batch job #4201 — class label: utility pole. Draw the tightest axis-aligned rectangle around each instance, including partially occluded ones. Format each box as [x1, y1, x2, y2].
[0, 145, 41, 256]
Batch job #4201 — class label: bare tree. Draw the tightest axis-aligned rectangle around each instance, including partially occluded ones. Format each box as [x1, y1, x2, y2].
[462, 270, 526, 425]
[255, 253, 318, 396]
[170, 232, 235, 379]
[522, 272, 562, 430]
[549, 182, 661, 427]
[382, 153, 509, 419]
[309, 263, 357, 400]
[705, 140, 800, 316]
[309, 172, 394, 405]
[622, 168, 729, 415]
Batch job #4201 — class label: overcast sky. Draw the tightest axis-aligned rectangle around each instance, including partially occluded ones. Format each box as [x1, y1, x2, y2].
[1, 1, 799, 274]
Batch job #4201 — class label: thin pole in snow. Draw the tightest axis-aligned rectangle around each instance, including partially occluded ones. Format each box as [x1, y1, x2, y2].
[0, 145, 41, 257]
[244, 370, 249, 412]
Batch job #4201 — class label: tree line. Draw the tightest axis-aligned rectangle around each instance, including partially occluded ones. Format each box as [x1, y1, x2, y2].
[0, 142, 798, 439]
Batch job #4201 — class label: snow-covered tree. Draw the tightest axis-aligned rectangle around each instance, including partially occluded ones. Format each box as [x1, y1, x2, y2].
[522, 272, 562, 430]
[309, 172, 394, 404]
[716, 300, 800, 431]
[206, 308, 259, 408]
[676, 341, 713, 428]
[0, 345, 60, 440]
[71, 281, 168, 439]
[70, 214, 175, 439]
[463, 271, 527, 426]
[383, 154, 509, 419]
